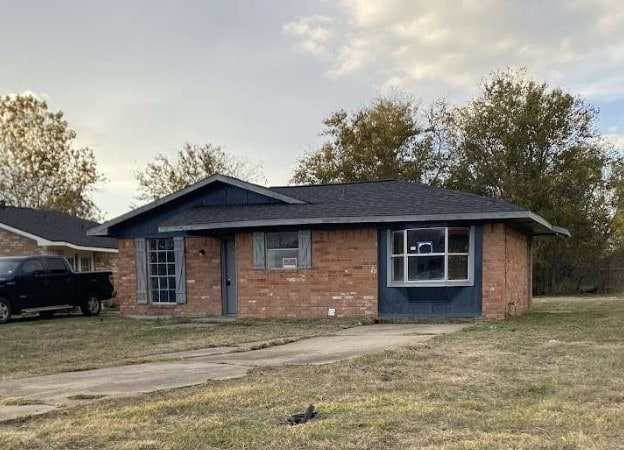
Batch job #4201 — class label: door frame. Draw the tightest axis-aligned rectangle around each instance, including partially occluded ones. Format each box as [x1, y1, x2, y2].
[220, 236, 237, 316]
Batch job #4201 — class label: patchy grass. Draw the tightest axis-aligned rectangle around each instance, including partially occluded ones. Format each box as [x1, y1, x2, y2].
[0, 314, 369, 380]
[0, 297, 623, 449]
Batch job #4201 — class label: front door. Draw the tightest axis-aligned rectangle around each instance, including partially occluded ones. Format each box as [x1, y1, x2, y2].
[221, 237, 237, 315]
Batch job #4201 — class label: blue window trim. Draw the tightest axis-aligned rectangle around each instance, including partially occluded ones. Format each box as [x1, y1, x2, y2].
[386, 226, 475, 288]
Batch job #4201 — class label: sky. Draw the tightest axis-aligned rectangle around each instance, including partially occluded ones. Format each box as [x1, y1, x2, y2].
[2, 0, 624, 220]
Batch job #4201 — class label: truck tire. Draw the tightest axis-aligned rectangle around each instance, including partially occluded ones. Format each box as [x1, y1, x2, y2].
[0, 298, 11, 324]
[81, 293, 102, 317]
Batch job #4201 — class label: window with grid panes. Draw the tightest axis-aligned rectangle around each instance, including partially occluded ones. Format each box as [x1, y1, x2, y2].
[79, 256, 93, 272]
[148, 238, 177, 303]
[389, 227, 473, 286]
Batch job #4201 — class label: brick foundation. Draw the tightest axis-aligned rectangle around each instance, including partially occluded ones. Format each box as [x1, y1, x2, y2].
[482, 223, 532, 318]
[236, 229, 378, 318]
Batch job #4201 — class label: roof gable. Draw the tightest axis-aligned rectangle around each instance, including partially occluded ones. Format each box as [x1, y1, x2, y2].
[89, 174, 306, 237]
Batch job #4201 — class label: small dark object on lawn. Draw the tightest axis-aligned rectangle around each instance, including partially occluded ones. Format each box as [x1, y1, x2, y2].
[287, 404, 318, 425]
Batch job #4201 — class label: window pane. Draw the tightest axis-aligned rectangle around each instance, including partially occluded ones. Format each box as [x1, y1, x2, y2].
[407, 229, 445, 254]
[392, 231, 404, 255]
[265, 233, 280, 249]
[47, 258, 69, 274]
[147, 238, 176, 303]
[266, 232, 298, 250]
[391, 256, 404, 282]
[448, 255, 468, 280]
[80, 257, 92, 271]
[267, 248, 298, 268]
[408, 256, 444, 281]
[448, 228, 470, 253]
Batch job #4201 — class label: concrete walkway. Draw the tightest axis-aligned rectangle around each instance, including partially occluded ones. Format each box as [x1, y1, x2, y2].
[0, 324, 467, 422]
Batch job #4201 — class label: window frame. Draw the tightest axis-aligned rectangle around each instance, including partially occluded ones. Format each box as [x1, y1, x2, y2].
[147, 238, 177, 304]
[78, 255, 93, 272]
[387, 226, 475, 288]
[265, 231, 299, 270]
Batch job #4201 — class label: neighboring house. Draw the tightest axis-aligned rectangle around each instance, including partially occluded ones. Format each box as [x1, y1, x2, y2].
[88, 174, 568, 319]
[0, 206, 117, 273]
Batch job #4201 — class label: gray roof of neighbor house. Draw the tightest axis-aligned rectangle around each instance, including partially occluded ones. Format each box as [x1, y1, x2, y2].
[88, 174, 570, 237]
[0, 206, 117, 250]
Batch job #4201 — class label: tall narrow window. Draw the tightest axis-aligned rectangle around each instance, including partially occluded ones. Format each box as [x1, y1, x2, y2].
[79, 256, 93, 272]
[148, 238, 176, 303]
[390, 227, 473, 286]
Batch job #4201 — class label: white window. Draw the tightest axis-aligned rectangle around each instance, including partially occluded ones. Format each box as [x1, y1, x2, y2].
[148, 238, 177, 303]
[79, 256, 93, 272]
[266, 232, 299, 269]
[389, 227, 474, 287]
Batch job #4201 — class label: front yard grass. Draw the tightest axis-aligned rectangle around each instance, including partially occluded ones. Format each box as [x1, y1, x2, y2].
[1, 296, 623, 449]
[0, 314, 369, 380]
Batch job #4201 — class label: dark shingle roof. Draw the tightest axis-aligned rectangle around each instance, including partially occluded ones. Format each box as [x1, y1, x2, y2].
[159, 180, 533, 231]
[0, 207, 117, 249]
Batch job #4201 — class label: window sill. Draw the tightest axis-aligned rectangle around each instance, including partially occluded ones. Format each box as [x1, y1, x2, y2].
[147, 303, 179, 308]
[388, 280, 474, 288]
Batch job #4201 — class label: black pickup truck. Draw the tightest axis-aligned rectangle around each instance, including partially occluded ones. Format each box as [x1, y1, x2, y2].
[0, 255, 115, 324]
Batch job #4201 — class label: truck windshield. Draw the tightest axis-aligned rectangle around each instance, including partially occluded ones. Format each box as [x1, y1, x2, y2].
[0, 259, 21, 276]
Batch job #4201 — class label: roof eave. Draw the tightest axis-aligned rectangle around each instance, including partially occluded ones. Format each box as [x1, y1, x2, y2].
[158, 210, 569, 236]
[0, 223, 117, 250]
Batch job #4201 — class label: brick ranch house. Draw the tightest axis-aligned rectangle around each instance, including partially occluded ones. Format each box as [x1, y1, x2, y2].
[88, 174, 568, 319]
[0, 206, 117, 273]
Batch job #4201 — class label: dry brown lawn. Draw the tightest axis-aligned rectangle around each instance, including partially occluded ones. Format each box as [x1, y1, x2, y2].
[0, 314, 369, 380]
[0, 296, 623, 449]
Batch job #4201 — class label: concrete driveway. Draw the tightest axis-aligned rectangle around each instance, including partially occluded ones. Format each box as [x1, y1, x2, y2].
[0, 323, 468, 421]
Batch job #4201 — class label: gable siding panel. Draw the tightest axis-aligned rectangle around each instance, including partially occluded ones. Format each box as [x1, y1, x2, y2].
[111, 183, 279, 238]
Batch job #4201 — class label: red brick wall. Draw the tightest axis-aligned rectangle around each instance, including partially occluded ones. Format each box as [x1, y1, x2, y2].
[0, 228, 45, 256]
[482, 223, 532, 318]
[236, 229, 378, 319]
[94, 252, 118, 273]
[117, 237, 222, 317]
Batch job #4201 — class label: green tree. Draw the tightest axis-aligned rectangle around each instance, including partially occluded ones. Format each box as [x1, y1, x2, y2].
[0, 94, 104, 220]
[135, 143, 265, 202]
[445, 69, 617, 293]
[292, 96, 450, 185]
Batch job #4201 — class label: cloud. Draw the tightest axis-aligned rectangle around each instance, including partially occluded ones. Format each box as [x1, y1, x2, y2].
[284, 0, 624, 101]
[283, 15, 335, 58]
[606, 133, 624, 151]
